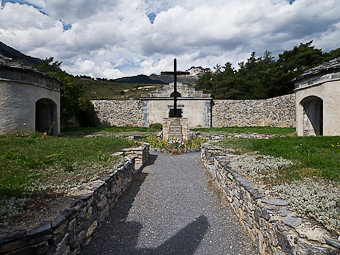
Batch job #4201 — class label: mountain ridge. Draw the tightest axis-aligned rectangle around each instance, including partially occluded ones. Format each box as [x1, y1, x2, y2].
[0, 42, 42, 66]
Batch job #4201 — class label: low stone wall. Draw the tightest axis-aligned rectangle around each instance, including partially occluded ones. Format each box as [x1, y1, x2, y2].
[201, 144, 339, 255]
[212, 94, 296, 128]
[91, 100, 142, 126]
[0, 144, 149, 255]
[122, 143, 150, 172]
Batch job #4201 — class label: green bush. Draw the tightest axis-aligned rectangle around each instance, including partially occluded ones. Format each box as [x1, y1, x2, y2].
[148, 123, 163, 131]
[142, 136, 206, 153]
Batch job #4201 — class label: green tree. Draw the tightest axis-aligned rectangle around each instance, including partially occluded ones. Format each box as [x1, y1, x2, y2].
[195, 41, 337, 100]
[273, 41, 324, 96]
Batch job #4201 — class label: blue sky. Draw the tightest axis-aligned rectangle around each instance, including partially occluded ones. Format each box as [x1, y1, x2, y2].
[1, 0, 339, 78]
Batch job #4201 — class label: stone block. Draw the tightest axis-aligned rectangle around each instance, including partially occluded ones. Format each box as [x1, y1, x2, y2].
[28, 221, 52, 237]
[276, 231, 295, 255]
[282, 216, 302, 229]
[297, 239, 339, 255]
[86, 220, 98, 239]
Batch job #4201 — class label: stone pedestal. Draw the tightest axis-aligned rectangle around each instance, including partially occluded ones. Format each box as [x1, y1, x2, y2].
[162, 118, 188, 140]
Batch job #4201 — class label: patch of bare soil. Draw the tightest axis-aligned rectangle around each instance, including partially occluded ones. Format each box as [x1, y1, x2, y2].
[0, 192, 75, 233]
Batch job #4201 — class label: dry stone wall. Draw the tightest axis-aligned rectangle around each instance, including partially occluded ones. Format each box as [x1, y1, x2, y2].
[91, 94, 295, 128]
[212, 94, 296, 128]
[91, 100, 142, 126]
[201, 144, 339, 255]
[0, 144, 149, 255]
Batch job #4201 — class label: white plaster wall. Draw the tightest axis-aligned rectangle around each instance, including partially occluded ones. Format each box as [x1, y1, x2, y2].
[0, 80, 60, 135]
[296, 80, 340, 136]
[146, 99, 211, 127]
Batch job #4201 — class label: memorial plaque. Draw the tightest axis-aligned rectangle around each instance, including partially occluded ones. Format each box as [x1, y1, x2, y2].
[169, 119, 183, 139]
[162, 118, 188, 140]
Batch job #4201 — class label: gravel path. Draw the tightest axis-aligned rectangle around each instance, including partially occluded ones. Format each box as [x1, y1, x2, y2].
[81, 152, 257, 255]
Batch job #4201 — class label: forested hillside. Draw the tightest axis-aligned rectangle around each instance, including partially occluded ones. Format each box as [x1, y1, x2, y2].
[195, 41, 340, 99]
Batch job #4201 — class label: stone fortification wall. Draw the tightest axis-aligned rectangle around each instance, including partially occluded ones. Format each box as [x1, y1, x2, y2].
[201, 144, 339, 255]
[212, 94, 296, 128]
[91, 94, 295, 128]
[0, 144, 149, 255]
[91, 100, 142, 126]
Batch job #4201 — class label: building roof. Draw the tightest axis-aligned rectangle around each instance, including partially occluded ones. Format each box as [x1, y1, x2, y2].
[295, 57, 340, 91]
[296, 57, 340, 81]
[0, 55, 61, 92]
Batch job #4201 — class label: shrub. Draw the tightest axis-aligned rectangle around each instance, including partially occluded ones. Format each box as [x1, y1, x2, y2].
[148, 123, 163, 131]
[142, 136, 206, 153]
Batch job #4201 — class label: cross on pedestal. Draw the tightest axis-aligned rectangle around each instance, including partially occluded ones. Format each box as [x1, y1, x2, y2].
[161, 58, 189, 118]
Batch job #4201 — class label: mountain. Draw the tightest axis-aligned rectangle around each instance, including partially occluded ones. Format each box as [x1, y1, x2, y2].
[0, 42, 42, 66]
[114, 74, 165, 84]
[113, 66, 205, 86]
[149, 66, 205, 85]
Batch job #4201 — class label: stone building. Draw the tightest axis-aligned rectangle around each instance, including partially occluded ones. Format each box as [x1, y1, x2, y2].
[140, 82, 212, 127]
[0, 56, 60, 135]
[295, 58, 340, 136]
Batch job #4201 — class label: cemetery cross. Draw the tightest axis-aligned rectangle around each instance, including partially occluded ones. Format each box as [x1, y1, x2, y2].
[161, 58, 190, 118]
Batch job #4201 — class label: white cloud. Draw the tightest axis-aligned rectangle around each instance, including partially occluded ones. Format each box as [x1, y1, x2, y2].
[63, 58, 123, 79]
[0, 0, 340, 78]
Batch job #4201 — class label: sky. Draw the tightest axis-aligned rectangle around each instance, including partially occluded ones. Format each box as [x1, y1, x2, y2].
[0, 0, 340, 79]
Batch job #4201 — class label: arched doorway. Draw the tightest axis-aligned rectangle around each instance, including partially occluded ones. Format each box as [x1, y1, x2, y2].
[35, 98, 57, 135]
[300, 96, 323, 136]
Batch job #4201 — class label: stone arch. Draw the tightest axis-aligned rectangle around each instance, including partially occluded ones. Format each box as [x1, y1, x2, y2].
[35, 98, 58, 136]
[300, 96, 323, 136]
[170, 91, 181, 98]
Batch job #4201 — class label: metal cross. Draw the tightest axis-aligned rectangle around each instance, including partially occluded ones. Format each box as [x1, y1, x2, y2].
[161, 58, 189, 117]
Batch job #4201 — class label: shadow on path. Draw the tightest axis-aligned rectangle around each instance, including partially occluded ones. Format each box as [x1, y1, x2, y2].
[145, 153, 157, 166]
[81, 153, 209, 255]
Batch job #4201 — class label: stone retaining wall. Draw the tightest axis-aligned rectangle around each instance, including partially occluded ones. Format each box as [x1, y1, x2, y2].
[0, 144, 149, 255]
[212, 94, 296, 128]
[91, 94, 295, 128]
[91, 100, 142, 126]
[201, 144, 339, 255]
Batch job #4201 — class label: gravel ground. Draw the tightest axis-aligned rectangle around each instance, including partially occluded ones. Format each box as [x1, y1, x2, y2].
[81, 152, 258, 255]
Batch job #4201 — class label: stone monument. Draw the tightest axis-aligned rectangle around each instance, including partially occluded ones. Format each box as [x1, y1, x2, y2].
[161, 59, 189, 140]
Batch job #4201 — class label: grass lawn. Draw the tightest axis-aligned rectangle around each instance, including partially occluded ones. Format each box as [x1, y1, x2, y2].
[0, 134, 136, 220]
[194, 126, 296, 135]
[217, 136, 340, 182]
